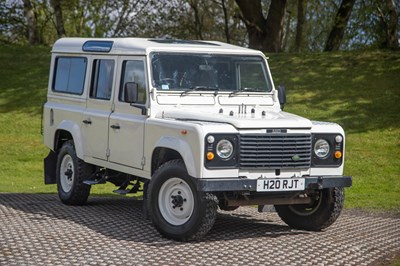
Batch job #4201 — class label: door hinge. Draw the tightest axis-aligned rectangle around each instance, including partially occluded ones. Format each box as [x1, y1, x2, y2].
[141, 156, 145, 167]
[106, 148, 110, 158]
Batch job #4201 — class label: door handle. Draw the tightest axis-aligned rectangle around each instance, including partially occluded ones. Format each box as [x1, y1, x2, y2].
[110, 124, 120, 129]
[82, 119, 92, 125]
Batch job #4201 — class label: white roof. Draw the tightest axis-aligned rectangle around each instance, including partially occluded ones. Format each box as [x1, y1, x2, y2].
[52, 37, 264, 56]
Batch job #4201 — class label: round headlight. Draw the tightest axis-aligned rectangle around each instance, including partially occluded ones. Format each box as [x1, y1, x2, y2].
[216, 139, 234, 160]
[314, 139, 330, 158]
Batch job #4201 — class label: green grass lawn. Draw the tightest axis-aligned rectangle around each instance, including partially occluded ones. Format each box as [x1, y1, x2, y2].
[391, 256, 400, 266]
[269, 50, 400, 211]
[0, 45, 399, 211]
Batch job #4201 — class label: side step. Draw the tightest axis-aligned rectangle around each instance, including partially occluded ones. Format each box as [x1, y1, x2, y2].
[83, 170, 107, 185]
[83, 179, 106, 185]
[113, 177, 142, 195]
[113, 189, 132, 195]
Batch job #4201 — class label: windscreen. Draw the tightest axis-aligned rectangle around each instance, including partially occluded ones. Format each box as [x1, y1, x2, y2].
[151, 53, 272, 92]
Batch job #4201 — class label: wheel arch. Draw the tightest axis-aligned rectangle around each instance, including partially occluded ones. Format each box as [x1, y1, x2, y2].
[147, 159, 218, 241]
[151, 137, 197, 177]
[54, 120, 84, 158]
[46, 123, 83, 185]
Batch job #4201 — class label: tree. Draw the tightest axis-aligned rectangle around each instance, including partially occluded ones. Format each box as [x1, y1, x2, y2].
[147, 0, 245, 44]
[50, 0, 65, 38]
[0, 2, 25, 44]
[376, 0, 399, 49]
[188, 0, 204, 39]
[235, 0, 288, 52]
[22, 0, 40, 45]
[0, 0, 396, 51]
[295, 0, 306, 52]
[324, 0, 356, 51]
[219, 0, 230, 43]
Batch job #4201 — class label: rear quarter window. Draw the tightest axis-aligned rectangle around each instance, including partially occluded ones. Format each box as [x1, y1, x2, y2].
[52, 57, 87, 94]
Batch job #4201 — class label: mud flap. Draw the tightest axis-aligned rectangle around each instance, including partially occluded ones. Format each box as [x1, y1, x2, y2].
[44, 151, 57, 184]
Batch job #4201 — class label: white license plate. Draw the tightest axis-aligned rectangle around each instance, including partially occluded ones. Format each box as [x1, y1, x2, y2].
[256, 178, 305, 192]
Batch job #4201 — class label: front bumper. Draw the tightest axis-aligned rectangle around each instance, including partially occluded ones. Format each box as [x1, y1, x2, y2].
[197, 175, 352, 192]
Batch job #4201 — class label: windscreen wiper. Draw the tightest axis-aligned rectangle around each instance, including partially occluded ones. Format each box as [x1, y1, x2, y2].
[229, 87, 265, 96]
[180, 86, 219, 96]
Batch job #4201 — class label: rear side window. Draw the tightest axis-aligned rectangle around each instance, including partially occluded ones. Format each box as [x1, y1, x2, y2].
[53, 57, 87, 94]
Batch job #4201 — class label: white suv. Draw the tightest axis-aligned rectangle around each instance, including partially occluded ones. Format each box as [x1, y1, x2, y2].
[43, 38, 352, 241]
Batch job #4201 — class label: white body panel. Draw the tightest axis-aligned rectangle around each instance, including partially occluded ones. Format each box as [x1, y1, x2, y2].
[161, 108, 313, 129]
[44, 37, 346, 183]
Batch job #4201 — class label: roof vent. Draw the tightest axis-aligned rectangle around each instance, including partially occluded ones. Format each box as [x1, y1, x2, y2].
[82, 41, 113, 53]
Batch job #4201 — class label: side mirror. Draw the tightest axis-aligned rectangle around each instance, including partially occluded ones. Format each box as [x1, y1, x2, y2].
[124, 82, 138, 103]
[277, 85, 286, 110]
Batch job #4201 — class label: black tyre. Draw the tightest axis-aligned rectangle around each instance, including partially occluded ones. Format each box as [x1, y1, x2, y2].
[147, 159, 218, 241]
[275, 187, 344, 231]
[56, 140, 92, 205]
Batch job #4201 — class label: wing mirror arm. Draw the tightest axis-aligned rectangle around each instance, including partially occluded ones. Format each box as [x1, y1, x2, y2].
[277, 85, 286, 111]
[124, 82, 147, 115]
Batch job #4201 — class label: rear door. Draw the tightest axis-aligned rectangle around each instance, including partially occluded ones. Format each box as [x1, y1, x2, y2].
[82, 56, 116, 160]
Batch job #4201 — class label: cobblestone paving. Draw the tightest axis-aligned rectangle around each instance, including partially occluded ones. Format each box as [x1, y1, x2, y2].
[0, 193, 399, 265]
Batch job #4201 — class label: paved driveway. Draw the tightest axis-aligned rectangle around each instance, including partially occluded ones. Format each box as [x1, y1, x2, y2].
[0, 193, 399, 265]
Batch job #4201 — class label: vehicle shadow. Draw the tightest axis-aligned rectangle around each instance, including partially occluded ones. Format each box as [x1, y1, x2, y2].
[0, 193, 312, 245]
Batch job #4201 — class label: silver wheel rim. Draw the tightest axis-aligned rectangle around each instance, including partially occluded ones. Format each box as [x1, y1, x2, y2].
[60, 154, 74, 193]
[158, 177, 194, 226]
[289, 192, 323, 216]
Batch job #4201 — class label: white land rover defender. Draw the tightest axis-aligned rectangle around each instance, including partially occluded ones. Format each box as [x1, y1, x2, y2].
[43, 38, 352, 241]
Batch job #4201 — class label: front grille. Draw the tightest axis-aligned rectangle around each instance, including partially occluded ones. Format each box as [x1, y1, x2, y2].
[239, 134, 312, 169]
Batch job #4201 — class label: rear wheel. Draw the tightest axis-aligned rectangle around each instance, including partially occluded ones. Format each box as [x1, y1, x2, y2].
[56, 140, 92, 205]
[147, 160, 218, 241]
[275, 188, 344, 231]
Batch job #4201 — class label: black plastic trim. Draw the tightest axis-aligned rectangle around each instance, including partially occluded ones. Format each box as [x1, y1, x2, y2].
[204, 134, 239, 169]
[311, 133, 343, 167]
[239, 133, 312, 169]
[44, 150, 57, 184]
[197, 175, 352, 192]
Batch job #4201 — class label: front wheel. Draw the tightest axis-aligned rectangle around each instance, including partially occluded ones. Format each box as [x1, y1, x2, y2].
[56, 140, 92, 205]
[275, 187, 344, 231]
[147, 160, 218, 241]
